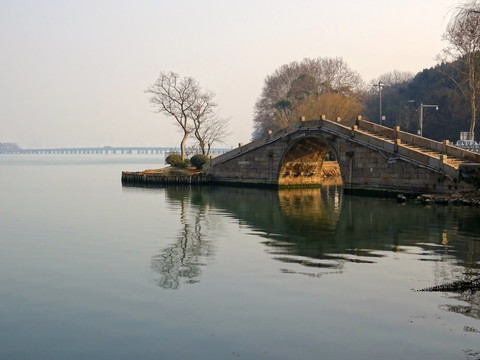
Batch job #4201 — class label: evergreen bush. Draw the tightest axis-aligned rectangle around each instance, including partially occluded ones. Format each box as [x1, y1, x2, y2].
[190, 154, 210, 169]
[165, 153, 183, 167]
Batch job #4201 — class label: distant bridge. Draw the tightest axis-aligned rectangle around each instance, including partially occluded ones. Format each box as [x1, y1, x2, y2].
[205, 116, 480, 194]
[0, 146, 168, 155]
[0, 146, 229, 156]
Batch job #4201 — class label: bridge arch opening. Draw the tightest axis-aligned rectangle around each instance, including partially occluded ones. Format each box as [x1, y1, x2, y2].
[277, 136, 343, 187]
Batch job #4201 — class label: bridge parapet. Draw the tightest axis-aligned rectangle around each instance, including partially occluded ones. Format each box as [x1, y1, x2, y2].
[355, 119, 397, 139]
[356, 118, 480, 163]
[208, 117, 357, 169]
[208, 119, 310, 167]
[445, 143, 480, 162]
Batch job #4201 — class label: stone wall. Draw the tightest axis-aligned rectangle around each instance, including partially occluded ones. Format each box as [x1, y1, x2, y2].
[336, 139, 462, 194]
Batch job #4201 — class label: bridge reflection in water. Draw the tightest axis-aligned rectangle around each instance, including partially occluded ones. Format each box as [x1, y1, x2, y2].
[158, 185, 478, 319]
[124, 183, 480, 320]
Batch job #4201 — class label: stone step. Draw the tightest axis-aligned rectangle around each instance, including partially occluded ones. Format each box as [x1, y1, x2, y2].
[399, 145, 467, 169]
[361, 128, 467, 169]
[358, 129, 394, 143]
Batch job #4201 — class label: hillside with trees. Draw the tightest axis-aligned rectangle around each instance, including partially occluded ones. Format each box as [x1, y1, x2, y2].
[253, 1, 480, 143]
[254, 58, 476, 143]
[252, 57, 366, 139]
[364, 63, 473, 142]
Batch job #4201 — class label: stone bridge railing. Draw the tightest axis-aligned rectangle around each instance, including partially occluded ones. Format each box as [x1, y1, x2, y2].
[205, 116, 480, 193]
[356, 119, 480, 163]
[208, 117, 351, 168]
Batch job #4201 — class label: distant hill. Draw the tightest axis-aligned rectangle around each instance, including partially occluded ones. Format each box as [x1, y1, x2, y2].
[0, 143, 20, 151]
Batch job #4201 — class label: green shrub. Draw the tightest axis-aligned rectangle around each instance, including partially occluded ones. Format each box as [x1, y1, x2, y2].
[165, 153, 183, 167]
[176, 159, 190, 169]
[190, 154, 210, 169]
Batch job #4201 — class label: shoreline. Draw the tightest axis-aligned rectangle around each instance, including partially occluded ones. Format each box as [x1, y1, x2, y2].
[402, 191, 480, 206]
[122, 166, 480, 206]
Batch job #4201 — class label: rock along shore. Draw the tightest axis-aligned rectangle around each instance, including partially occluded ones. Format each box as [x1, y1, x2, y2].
[122, 167, 480, 207]
[398, 191, 480, 206]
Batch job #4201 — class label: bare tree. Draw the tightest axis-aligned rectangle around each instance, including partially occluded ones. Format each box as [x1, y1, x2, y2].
[188, 90, 230, 155]
[295, 93, 363, 126]
[439, 0, 480, 140]
[146, 71, 229, 158]
[252, 57, 365, 138]
[199, 115, 230, 155]
[365, 70, 414, 127]
[370, 70, 414, 88]
[188, 90, 216, 155]
[146, 71, 200, 160]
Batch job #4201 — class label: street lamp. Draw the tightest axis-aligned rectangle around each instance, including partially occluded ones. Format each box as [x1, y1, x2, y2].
[418, 103, 438, 137]
[374, 81, 384, 123]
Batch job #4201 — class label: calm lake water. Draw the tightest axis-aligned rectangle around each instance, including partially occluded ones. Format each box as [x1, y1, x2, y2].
[1, 154, 480, 360]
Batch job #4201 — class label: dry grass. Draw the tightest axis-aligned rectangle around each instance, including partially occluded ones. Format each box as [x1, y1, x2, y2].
[142, 166, 201, 177]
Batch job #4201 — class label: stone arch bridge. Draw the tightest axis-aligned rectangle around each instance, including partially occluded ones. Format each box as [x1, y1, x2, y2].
[204, 117, 480, 194]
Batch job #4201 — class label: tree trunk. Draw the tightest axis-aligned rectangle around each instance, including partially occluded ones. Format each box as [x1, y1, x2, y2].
[469, 58, 477, 140]
[470, 86, 476, 140]
[193, 128, 206, 155]
[180, 131, 189, 160]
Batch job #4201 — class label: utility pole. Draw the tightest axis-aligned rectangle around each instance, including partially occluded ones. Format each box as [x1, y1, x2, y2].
[418, 103, 438, 137]
[374, 81, 384, 123]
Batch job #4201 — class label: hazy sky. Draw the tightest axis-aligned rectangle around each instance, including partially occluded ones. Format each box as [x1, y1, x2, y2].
[1, 0, 459, 148]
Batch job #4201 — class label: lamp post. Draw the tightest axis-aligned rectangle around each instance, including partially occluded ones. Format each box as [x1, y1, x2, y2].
[418, 103, 438, 137]
[374, 81, 384, 123]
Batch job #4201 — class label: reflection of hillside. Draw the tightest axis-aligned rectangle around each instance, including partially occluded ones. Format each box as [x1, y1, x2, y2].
[210, 186, 480, 323]
[153, 185, 480, 320]
[155, 186, 480, 295]
[157, 186, 480, 272]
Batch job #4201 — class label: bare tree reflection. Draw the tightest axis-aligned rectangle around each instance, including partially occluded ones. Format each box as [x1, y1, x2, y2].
[148, 182, 480, 317]
[151, 187, 216, 289]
